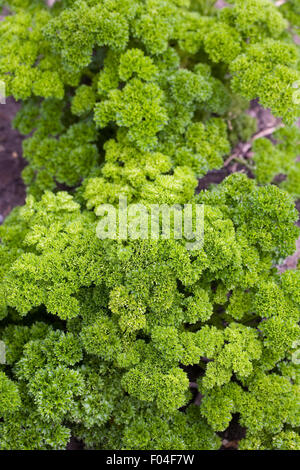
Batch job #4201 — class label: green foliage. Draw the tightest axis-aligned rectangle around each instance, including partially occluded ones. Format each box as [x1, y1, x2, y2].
[252, 126, 300, 199]
[223, 0, 288, 40]
[1, 171, 299, 449]
[112, 405, 221, 450]
[94, 78, 168, 150]
[228, 112, 257, 146]
[0, 371, 21, 416]
[0, 0, 300, 451]
[230, 39, 300, 124]
[200, 371, 299, 436]
[1, 0, 299, 194]
[278, 0, 300, 33]
[239, 429, 300, 451]
[83, 133, 197, 207]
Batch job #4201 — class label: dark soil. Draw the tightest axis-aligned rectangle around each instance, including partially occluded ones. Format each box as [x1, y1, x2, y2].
[197, 167, 232, 192]
[0, 97, 25, 222]
[219, 415, 246, 450]
[66, 437, 84, 450]
[249, 99, 280, 132]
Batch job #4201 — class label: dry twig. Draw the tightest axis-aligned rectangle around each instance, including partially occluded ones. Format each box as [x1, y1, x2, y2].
[224, 124, 284, 167]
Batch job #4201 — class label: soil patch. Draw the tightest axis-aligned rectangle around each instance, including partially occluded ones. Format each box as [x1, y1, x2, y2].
[0, 97, 25, 222]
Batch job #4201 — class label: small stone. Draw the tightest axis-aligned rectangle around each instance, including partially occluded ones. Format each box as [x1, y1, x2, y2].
[12, 151, 18, 158]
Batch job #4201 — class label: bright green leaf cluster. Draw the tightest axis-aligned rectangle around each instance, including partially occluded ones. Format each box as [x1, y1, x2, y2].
[1, 0, 299, 195]
[1, 171, 299, 449]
